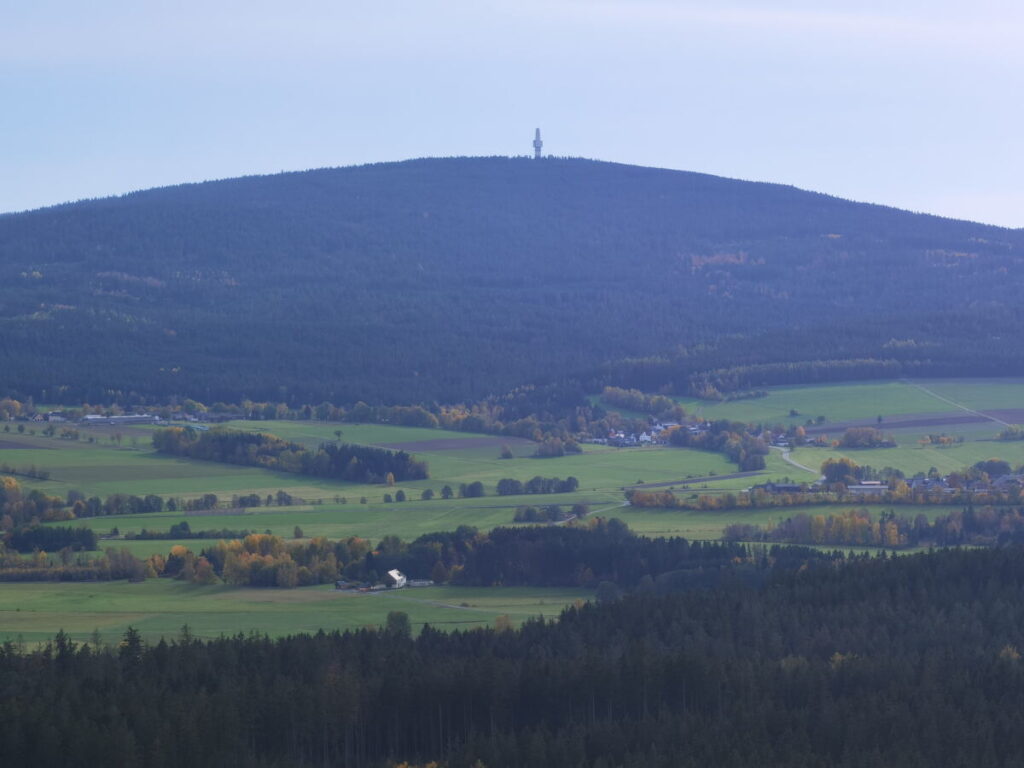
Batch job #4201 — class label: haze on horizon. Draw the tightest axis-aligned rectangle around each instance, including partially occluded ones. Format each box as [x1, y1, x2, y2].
[2, 0, 1022, 228]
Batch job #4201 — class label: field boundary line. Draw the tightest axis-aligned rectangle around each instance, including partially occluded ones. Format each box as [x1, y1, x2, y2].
[900, 379, 1013, 428]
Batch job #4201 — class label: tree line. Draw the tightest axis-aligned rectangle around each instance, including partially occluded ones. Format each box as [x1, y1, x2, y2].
[495, 476, 579, 495]
[0, 520, 750, 590]
[151, 427, 428, 483]
[123, 522, 253, 541]
[725, 503, 1024, 548]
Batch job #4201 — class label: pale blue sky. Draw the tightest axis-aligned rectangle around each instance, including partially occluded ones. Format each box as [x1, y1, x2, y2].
[2, 0, 1022, 226]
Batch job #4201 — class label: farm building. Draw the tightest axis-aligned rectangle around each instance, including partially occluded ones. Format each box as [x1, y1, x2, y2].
[750, 482, 806, 494]
[384, 569, 407, 589]
[846, 482, 887, 496]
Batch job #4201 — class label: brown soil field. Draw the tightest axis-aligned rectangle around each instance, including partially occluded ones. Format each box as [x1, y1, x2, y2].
[0, 439, 53, 450]
[805, 410, 1024, 435]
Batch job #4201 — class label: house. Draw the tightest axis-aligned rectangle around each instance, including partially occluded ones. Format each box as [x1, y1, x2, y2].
[384, 569, 407, 589]
[908, 477, 951, 493]
[992, 474, 1024, 490]
[80, 413, 161, 426]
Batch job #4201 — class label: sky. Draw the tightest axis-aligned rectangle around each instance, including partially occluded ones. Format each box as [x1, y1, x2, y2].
[2, 0, 1022, 227]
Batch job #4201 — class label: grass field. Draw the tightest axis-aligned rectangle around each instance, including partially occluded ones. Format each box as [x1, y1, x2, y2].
[9, 377, 1020, 508]
[76, 496, 962, 559]
[216, 419, 741, 498]
[650, 378, 1024, 481]
[610, 503, 962, 540]
[5, 422, 740, 504]
[787, 422, 1024, 481]
[668, 378, 1024, 427]
[789, 440, 1024, 480]
[0, 429, 363, 500]
[8, 419, 758, 546]
[0, 580, 589, 646]
[71, 500, 583, 550]
[8, 378, 1017, 552]
[10, 379, 1016, 647]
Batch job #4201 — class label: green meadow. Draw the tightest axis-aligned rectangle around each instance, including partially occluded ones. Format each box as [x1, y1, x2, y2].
[790, 438, 1024, 479]
[8, 377, 1019, 552]
[6, 377, 1022, 645]
[0, 580, 588, 646]
[69, 499, 627, 554]
[5, 378, 1019, 549]
[8, 421, 751, 546]
[609, 503, 963, 540]
[73, 496, 960, 556]
[669, 377, 1024, 427]
[0, 429, 360, 500]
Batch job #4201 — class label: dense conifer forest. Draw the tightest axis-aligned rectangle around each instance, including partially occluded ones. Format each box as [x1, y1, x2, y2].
[2, 157, 1023, 407]
[5, 546, 1024, 766]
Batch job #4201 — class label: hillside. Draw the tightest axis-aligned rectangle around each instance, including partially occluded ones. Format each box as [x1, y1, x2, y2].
[1, 156, 1022, 406]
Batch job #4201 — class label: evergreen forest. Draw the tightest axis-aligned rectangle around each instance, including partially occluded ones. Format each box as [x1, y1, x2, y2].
[5, 546, 1024, 767]
[2, 157, 1022, 407]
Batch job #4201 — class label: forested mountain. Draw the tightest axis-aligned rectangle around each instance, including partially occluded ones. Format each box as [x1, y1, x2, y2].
[2, 156, 1022, 405]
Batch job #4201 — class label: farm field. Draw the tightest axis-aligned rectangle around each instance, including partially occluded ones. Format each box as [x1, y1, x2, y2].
[655, 378, 1024, 481]
[608, 503, 962, 540]
[0, 580, 588, 646]
[7, 376, 1022, 555]
[669, 378, 1024, 428]
[6, 378, 1021, 649]
[219, 419, 743, 497]
[77, 497, 963, 557]
[69, 498, 632, 553]
[790, 438, 1024, 480]
[3, 421, 741, 505]
[0, 429, 363, 500]
[7, 421, 765, 543]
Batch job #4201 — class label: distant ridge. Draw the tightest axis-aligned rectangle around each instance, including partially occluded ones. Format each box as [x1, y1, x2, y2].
[0, 156, 1021, 405]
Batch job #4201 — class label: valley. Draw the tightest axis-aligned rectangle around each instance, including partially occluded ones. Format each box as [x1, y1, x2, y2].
[1, 377, 1022, 645]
